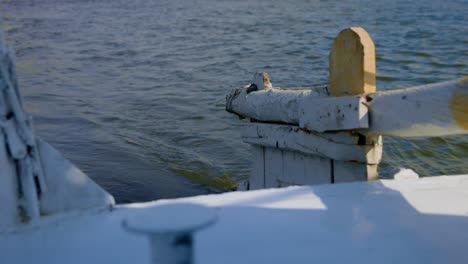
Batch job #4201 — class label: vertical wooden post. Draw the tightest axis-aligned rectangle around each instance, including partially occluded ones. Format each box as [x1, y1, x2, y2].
[250, 146, 265, 190]
[329, 27, 382, 182]
[329, 27, 376, 96]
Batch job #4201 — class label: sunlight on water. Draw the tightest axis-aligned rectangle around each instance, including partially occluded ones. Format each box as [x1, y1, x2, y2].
[0, 0, 466, 202]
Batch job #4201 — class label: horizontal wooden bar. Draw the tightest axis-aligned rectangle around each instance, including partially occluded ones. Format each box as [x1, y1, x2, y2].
[226, 85, 369, 132]
[227, 77, 467, 137]
[242, 123, 382, 164]
[367, 78, 467, 137]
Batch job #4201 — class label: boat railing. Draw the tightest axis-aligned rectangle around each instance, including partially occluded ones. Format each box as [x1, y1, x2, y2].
[225, 27, 467, 189]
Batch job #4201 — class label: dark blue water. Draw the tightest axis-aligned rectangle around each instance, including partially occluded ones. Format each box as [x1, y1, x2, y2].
[1, 0, 466, 203]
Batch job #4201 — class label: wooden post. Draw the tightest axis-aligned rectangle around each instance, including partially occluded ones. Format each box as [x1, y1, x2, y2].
[329, 27, 376, 96]
[329, 27, 381, 182]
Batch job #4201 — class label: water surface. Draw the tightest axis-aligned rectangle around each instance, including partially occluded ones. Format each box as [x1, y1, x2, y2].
[1, 0, 466, 203]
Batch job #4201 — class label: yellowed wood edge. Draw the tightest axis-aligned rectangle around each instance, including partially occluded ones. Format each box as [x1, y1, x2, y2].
[350, 27, 376, 94]
[329, 27, 376, 96]
[451, 77, 468, 130]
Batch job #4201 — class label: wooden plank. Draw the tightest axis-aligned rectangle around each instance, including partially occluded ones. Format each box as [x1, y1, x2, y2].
[278, 151, 305, 187]
[298, 95, 368, 132]
[250, 146, 265, 190]
[303, 154, 332, 185]
[264, 148, 283, 188]
[273, 150, 332, 187]
[334, 161, 378, 183]
[242, 123, 382, 164]
[226, 85, 310, 123]
[367, 78, 468, 137]
[227, 77, 467, 137]
[226, 71, 367, 132]
[329, 27, 376, 96]
[226, 86, 368, 132]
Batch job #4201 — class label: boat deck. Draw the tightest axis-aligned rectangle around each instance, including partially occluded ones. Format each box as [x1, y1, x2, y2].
[2, 175, 468, 264]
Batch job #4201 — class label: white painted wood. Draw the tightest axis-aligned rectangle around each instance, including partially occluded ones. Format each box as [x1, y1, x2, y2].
[303, 155, 332, 185]
[264, 148, 283, 188]
[19, 157, 40, 220]
[228, 77, 467, 137]
[0, 118, 27, 159]
[28, 117, 47, 193]
[278, 151, 305, 186]
[368, 78, 467, 137]
[38, 139, 115, 214]
[226, 86, 317, 123]
[0, 133, 19, 229]
[250, 146, 265, 190]
[4, 175, 468, 263]
[281, 151, 331, 185]
[0, 49, 34, 146]
[226, 86, 368, 132]
[242, 123, 382, 164]
[0, 35, 114, 219]
[298, 95, 369, 132]
[334, 161, 378, 183]
[265, 149, 332, 187]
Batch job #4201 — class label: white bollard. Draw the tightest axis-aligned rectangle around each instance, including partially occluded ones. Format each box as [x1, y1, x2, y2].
[122, 203, 217, 264]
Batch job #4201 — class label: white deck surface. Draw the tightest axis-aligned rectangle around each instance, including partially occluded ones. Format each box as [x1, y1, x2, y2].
[2, 175, 468, 264]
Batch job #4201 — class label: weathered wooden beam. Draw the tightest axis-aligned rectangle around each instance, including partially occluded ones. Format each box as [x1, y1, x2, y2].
[367, 78, 468, 137]
[226, 75, 368, 132]
[242, 123, 382, 164]
[227, 76, 467, 137]
[226, 72, 325, 122]
[261, 148, 332, 188]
